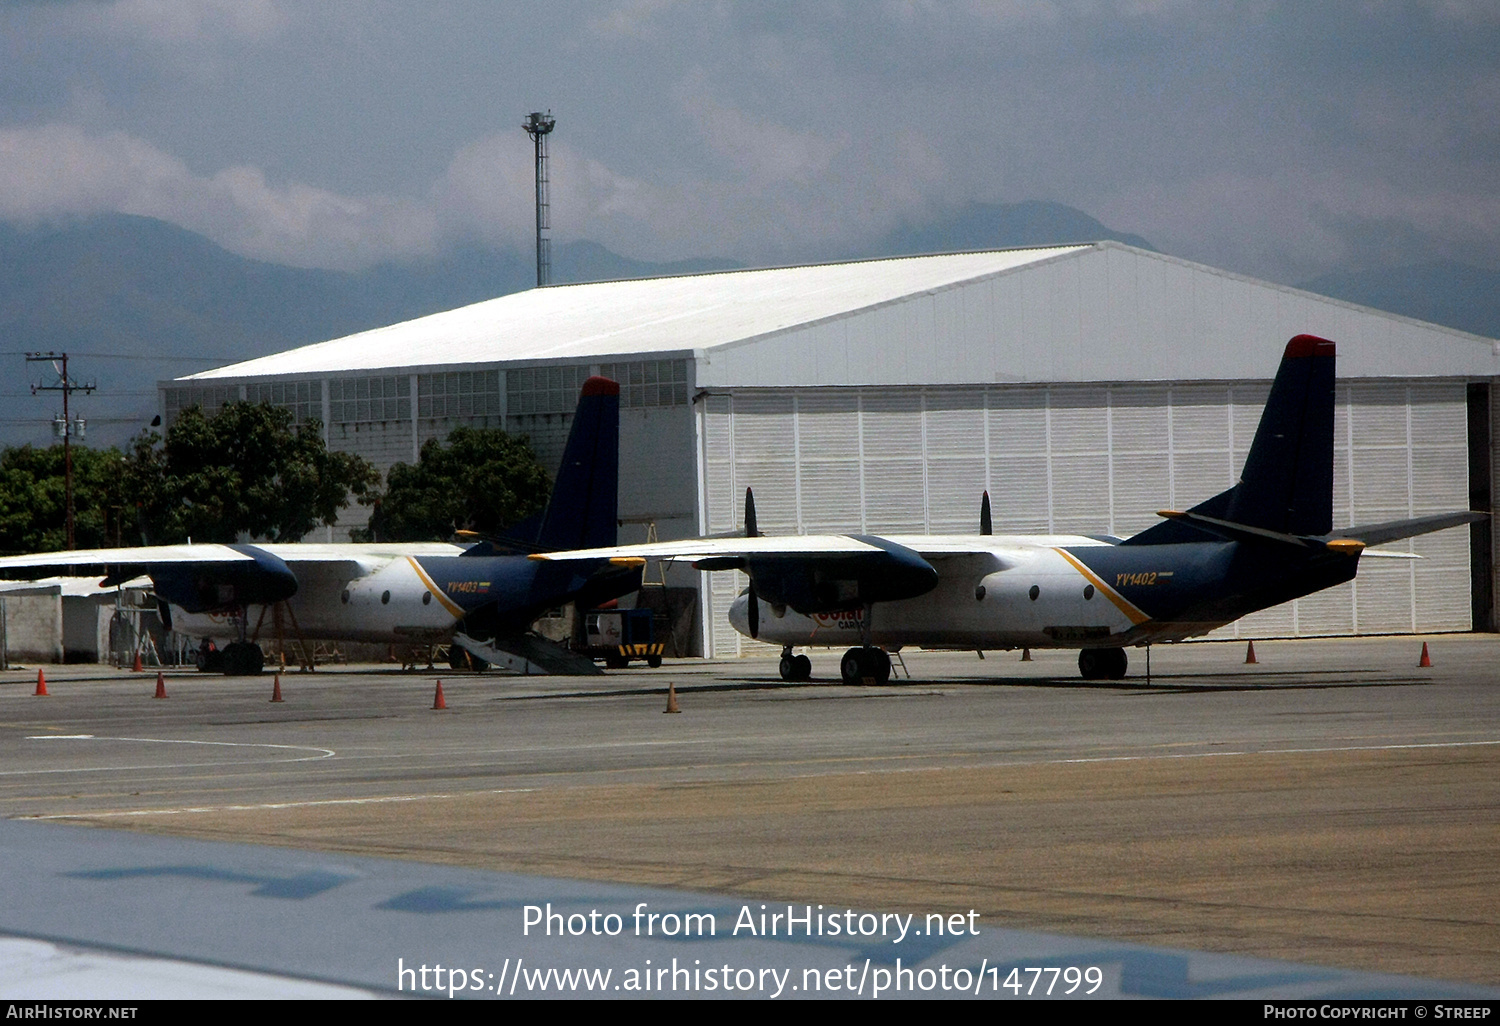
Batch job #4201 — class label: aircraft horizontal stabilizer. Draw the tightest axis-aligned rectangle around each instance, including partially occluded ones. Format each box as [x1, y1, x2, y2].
[1153, 507, 1484, 555]
[1156, 509, 1317, 549]
[1337, 511, 1488, 547]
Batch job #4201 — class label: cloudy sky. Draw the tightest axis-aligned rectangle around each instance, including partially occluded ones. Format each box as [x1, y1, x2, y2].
[1, 0, 1496, 284]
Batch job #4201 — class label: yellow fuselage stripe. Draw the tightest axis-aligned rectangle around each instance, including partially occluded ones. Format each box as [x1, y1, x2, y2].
[405, 557, 467, 619]
[1051, 548, 1151, 626]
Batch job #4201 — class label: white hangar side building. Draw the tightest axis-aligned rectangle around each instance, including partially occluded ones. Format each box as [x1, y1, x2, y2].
[166, 242, 1500, 657]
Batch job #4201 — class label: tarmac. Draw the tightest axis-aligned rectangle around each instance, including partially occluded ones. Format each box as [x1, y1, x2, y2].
[1, 635, 1497, 999]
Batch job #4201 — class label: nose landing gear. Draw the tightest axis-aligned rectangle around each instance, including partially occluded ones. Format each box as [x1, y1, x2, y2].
[778, 647, 813, 682]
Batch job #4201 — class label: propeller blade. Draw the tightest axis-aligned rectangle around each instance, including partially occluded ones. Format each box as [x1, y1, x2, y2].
[980, 491, 992, 535]
[744, 487, 759, 538]
[747, 579, 760, 638]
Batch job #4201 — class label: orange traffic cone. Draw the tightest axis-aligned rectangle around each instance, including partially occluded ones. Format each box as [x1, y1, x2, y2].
[34, 669, 47, 696]
[1245, 640, 1258, 664]
[269, 674, 284, 703]
[1021, 648, 1032, 662]
[432, 680, 446, 710]
[132, 651, 143, 673]
[1419, 642, 1432, 668]
[154, 671, 167, 699]
[664, 682, 681, 714]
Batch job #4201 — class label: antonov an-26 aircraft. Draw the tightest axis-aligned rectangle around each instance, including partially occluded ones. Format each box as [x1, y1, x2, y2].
[0, 377, 640, 675]
[535, 336, 1484, 683]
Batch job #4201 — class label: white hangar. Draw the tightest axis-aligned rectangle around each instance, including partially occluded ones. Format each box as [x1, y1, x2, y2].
[165, 242, 1500, 657]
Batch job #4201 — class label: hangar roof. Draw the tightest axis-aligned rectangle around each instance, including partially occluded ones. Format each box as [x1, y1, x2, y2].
[182, 242, 1500, 386]
[184, 246, 1088, 380]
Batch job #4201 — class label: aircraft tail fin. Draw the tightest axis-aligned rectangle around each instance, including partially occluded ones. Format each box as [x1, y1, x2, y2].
[1228, 334, 1336, 536]
[1125, 335, 1336, 546]
[534, 377, 621, 552]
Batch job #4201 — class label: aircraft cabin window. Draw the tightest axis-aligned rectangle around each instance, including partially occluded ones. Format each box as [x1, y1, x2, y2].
[974, 585, 986, 601]
[422, 591, 432, 605]
[341, 589, 349, 604]
[1028, 585, 1040, 601]
[1084, 585, 1095, 600]
[381, 590, 391, 605]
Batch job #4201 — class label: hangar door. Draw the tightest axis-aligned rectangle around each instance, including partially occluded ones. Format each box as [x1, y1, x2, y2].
[697, 381, 1471, 657]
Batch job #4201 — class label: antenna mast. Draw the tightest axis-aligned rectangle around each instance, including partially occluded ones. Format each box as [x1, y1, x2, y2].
[522, 111, 556, 287]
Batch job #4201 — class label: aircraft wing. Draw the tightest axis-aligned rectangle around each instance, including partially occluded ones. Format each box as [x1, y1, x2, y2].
[0, 540, 462, 573]
[0, 544, 256, 574]
[531, 533, 1046, 570]
[528, 534, 900, 565]
[255, 542, 466, 560]
[0, 542, 475, 615]
[532, 533, 1019, 622]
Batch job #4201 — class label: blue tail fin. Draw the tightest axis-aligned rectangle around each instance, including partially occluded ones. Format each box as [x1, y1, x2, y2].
[535, 376, 620, 551]
[1228, 334, 1336, 535]
[1125, 335, 1335, 545]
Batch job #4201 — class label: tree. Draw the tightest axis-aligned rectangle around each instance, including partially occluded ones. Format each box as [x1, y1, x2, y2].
[126, 402, 379, 544]
[358, 426, 551, 542]
[0, 444, 137, 554]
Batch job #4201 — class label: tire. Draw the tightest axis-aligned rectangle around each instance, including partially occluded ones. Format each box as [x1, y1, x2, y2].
[1102, 647, 1127, 680]
[840, 648, 866, 685]
[1078, 649, 1100, 680]
[1079, 647, 1128, 680]
[646, 654, 663, 669]
[779, 655, 796, 681]
[222, 641, 263, 676]
[793, 654, 812, 681]
[873, 648, 892, 684]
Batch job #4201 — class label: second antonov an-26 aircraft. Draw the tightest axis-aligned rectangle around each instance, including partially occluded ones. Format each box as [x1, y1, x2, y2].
[0, 377, 640, 675]
[535, 336, 1484, 683]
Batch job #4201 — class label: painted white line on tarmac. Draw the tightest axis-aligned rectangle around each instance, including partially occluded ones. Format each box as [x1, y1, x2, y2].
[20, 788, 537, 819]
[0, 735, 337, 776]
[1056, 738, 1500, 764]
[24, 735, 334, 757]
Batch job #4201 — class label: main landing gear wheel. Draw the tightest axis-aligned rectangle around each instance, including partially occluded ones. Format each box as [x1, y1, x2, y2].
[1078, 647, 1128, 681]
[194, 640, 223, 673]
[778, 651, 813, 682]
[220, 641, 264, 676]
[840, 647, 891, 685]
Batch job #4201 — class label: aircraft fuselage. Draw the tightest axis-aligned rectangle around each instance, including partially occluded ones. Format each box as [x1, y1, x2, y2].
[170, 553, 628, 646]
[729, 533, 1359, 650]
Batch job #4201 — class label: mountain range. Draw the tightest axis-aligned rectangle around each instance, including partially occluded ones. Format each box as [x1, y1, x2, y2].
[0, 203, 1494, 449]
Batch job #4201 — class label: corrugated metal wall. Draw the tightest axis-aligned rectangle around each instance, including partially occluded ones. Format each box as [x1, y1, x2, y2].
[699, 380, 1472, 656]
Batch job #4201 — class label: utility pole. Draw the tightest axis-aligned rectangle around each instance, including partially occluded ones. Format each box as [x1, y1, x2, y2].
[522, 111, 556, 287]
[26, 352, 95, 550]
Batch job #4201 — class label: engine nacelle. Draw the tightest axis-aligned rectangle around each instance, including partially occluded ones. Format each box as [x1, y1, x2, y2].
[150, 545, 297, 613]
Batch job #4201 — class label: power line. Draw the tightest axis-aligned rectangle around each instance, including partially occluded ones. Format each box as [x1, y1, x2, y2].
[0, 390, 158, 398]
[0, 417, 151, 425]
[0, 350, 238, 363]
